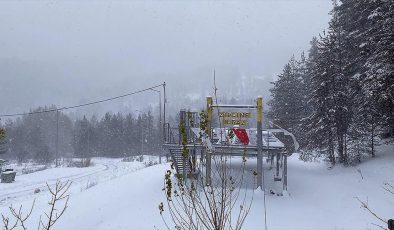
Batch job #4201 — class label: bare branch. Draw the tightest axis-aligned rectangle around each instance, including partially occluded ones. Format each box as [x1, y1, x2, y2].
[382, 182, 394, 195]
[161, 81, 255, 230]
[355, 197, 387, 225]
[40, 180, 72, 230]
[1, 200, 35, 230]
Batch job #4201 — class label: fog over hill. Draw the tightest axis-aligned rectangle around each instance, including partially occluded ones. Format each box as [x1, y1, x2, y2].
[0, 1, 332, 117]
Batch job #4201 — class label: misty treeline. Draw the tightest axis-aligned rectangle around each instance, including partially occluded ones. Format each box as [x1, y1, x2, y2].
[269, 0, 393, 165]
[1, 106, 162, 163]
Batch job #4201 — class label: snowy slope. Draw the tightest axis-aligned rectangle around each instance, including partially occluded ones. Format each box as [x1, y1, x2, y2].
[246, 144, 394, 230]
[0, 146, 393, 230]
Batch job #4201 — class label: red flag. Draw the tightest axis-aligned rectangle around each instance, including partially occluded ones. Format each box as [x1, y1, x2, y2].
[233, 128, 249, 145]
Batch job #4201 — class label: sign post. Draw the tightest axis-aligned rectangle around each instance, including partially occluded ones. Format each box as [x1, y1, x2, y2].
[256, 96, 263, 189]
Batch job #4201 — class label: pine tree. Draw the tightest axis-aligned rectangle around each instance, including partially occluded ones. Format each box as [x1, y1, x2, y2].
[363, 0, 394, 136]
[73, 116, 90, 158]
[338, 0, 393, 159]
[123, 113, 136, 156]
[270, 0, 394, 164]
[268, 56, 305, 140]
[303, 31, 337, 163]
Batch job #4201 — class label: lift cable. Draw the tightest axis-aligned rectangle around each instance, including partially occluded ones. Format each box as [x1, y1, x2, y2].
[0, 83, 164, 117]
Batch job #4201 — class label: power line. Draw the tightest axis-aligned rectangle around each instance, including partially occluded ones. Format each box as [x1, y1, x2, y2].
[0, 83, 164, 117]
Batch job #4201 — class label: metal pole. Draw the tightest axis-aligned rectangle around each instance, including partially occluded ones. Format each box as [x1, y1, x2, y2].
[159, 91, 162, 163]
[283, 152, 288, 191]
[257, 96, 268, 230]
[276, 152, 280, 177]
[206, 96, 213, 186]
[149, 88, 163, 163]
[256, 96, 263, 189]
[159, 91, 162, 130]
[163, 82, 166, 142]
[56, 110, 59, 167]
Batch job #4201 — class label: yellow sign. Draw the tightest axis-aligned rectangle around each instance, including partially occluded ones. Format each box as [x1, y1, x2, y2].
[219, 112, 252, 126]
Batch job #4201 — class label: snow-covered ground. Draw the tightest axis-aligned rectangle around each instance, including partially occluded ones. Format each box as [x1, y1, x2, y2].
[0, 156, 160, 207]
[0, 146, 393, 230]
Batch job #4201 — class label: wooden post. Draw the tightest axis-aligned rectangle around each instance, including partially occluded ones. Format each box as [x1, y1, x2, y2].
[256, 96, 263, 189]
[206, 97, 213, 185]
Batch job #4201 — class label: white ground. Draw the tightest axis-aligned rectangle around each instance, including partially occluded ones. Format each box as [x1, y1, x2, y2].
[0, 145, 393, 230]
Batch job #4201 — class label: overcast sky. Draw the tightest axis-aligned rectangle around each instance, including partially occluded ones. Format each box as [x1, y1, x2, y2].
[0, 0, 332, 117]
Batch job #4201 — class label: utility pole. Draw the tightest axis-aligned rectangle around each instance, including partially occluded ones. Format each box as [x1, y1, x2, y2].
[55, 110, 59, 167]
[163, 81, 166, 142]
[149, 88, 162, 163]
[159, 90, 162, 163]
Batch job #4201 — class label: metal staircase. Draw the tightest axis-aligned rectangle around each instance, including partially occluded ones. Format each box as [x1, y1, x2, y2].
[169, 147, 192, 176]
[164, 110, 200, 176]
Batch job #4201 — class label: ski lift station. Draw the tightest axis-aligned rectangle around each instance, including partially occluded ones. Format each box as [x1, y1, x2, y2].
[163, 96, 299, 195]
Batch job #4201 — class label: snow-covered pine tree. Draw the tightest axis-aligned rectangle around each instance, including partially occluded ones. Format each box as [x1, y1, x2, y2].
[98, 112, 113, 157]
[73, 116, 90, 158]
[299, 38, 319, 151]
[268, 56, 305, 141]
[295, 52, 311, 147]
[302, 31, 337, 164]
[336, 0, 376, 160]
[272, 0, 393, 164]
[123, 113, 136, 155]
[303, 1, 354, 164]
[363, 0, 394, 137]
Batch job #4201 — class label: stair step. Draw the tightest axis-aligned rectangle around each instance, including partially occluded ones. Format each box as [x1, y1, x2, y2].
[168, 147, 196, 175]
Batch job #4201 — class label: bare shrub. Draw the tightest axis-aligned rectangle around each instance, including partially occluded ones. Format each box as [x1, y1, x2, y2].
[160, 84, 256, 230]
[38, 180, 71, 230]
[1, 180, 71, 230]
[2, 200, 35, 230]
[67, 158, 93, 168]
[144, 160, 158, 167]
[356, 182, 394, 230]
[81, 158, 92, 167]
[0, 128, 5, 140]
[121, 156, 134, 162]
[22, 165, 47, 175]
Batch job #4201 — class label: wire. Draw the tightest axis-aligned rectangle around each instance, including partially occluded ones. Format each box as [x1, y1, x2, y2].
[0, 83, 164, 117]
